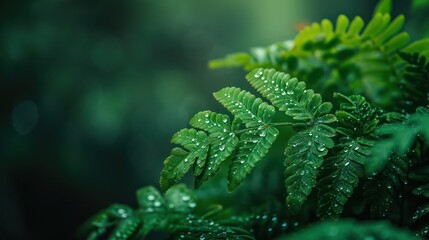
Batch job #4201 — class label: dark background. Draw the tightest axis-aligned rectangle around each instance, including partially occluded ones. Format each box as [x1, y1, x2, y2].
[0, 0, 418, 239]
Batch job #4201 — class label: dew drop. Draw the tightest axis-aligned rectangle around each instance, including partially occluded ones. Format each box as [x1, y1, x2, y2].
[147, 195, 155, 201]
[188, 202, 197, 208]
[154, 201, 162, 207]
[182, 195, 191, 201]
[317, 145, 326, 151]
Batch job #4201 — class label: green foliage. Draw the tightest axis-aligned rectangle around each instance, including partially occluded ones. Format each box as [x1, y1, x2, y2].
[83, 1, 429, 239]
[367, 107, 429, 174]
[399, 52, 429, 105]
[410, 166, 429, 237]
[247, 68, 336, 213]
[317, 94, 378, 219]
[277, 220, 416, 240]
[210, 12, 411, 106]
[364, 155, 410, 218]
[81, 184, 254, 240]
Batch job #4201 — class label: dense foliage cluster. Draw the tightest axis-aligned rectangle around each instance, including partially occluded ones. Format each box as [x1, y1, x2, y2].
[82, 0, 429, 239]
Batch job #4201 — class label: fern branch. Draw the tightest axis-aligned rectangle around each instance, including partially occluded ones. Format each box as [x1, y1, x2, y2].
[213, 87, 280, 190]
[367, 110, 429, 174]
[245, 68, 336, 214]
[317, 94, 379, 219]
[364, 155, 410, 218]
[228, 127, 279, 191]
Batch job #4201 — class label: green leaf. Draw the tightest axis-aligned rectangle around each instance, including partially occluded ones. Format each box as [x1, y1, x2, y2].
[335, 15, 349, 34]
[367, 112, 429, 174]
[194, 131, 239, 187]
[209, 52, 252, 69]
[160, 127, 211, 191]
[165, 184, 197, 213]
[374, 0, 392, 15]
[412, 204, 429, 237]
[364, 155, 409, 218]
[227, 127, 279, 191]
[384, 32, 410, 52]
[160, 147, 196, 192]
[189, 111, 234, 176]
[108, 217, 141, 240]
[284, 124, 335, 214]
[136, 186, 165, 210]
[317, 140, 367, 219]
[403, 38, 429, 59]
[375, 15, 405, 44]
[317, 94, 380, 219]
[213, 87, 276, 127]
[347, 16, 365, 36]
[246, 68, 336, 123]
[278, 220, 416, 240]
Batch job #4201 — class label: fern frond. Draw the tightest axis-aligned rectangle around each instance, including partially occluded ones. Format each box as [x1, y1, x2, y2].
[189, 111, 239, 183]
[212, 87, 278, 191]
[410, 166, 429, 237]
[367, 110, 429, 174]
[364, 155, 410, 218]
[374, 0, 392, 15]
[244, 201, 300, 239]
[399, 52, 429, 104]
[161, 147, 197, 192]
[245, 68, 336, 214]
[212, 13, 410, 106]
[160, 110, 240, 190]
[172, 216, 254, 240]
[228, 127, 279, 191]
[284, 124, 335, 214]
[108, 217, 141, 240]
[317, 94, 379, 219]
[190, 110, 235, 134]
[246, 68, 336, 123]
[209, 41, 293, 71]
[412, 204, 429, 237]
[213, 87, 276, 127]
[277, 220, 416, 240]
[403, 38, 429, 60]
[82, 184, 258, 240]
[317, 140, 368, 219]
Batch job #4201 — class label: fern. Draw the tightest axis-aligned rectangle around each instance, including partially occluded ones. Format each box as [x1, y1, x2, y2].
[82, 1, 429, 239]
[277, 220, 416, 240]
[246, 68, 336, 214]
[364, 155, 410, 218]
[210, 12, 410, 106]
[367, 105, 429, 174]
[410, 165, 429, 237]
[399, 52, 429, 107]
[316, 93, 379, 219]
[81, 184, 254, 240]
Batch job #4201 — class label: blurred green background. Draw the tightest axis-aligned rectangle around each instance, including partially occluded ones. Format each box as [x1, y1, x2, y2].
[0, 0, 419, 239]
